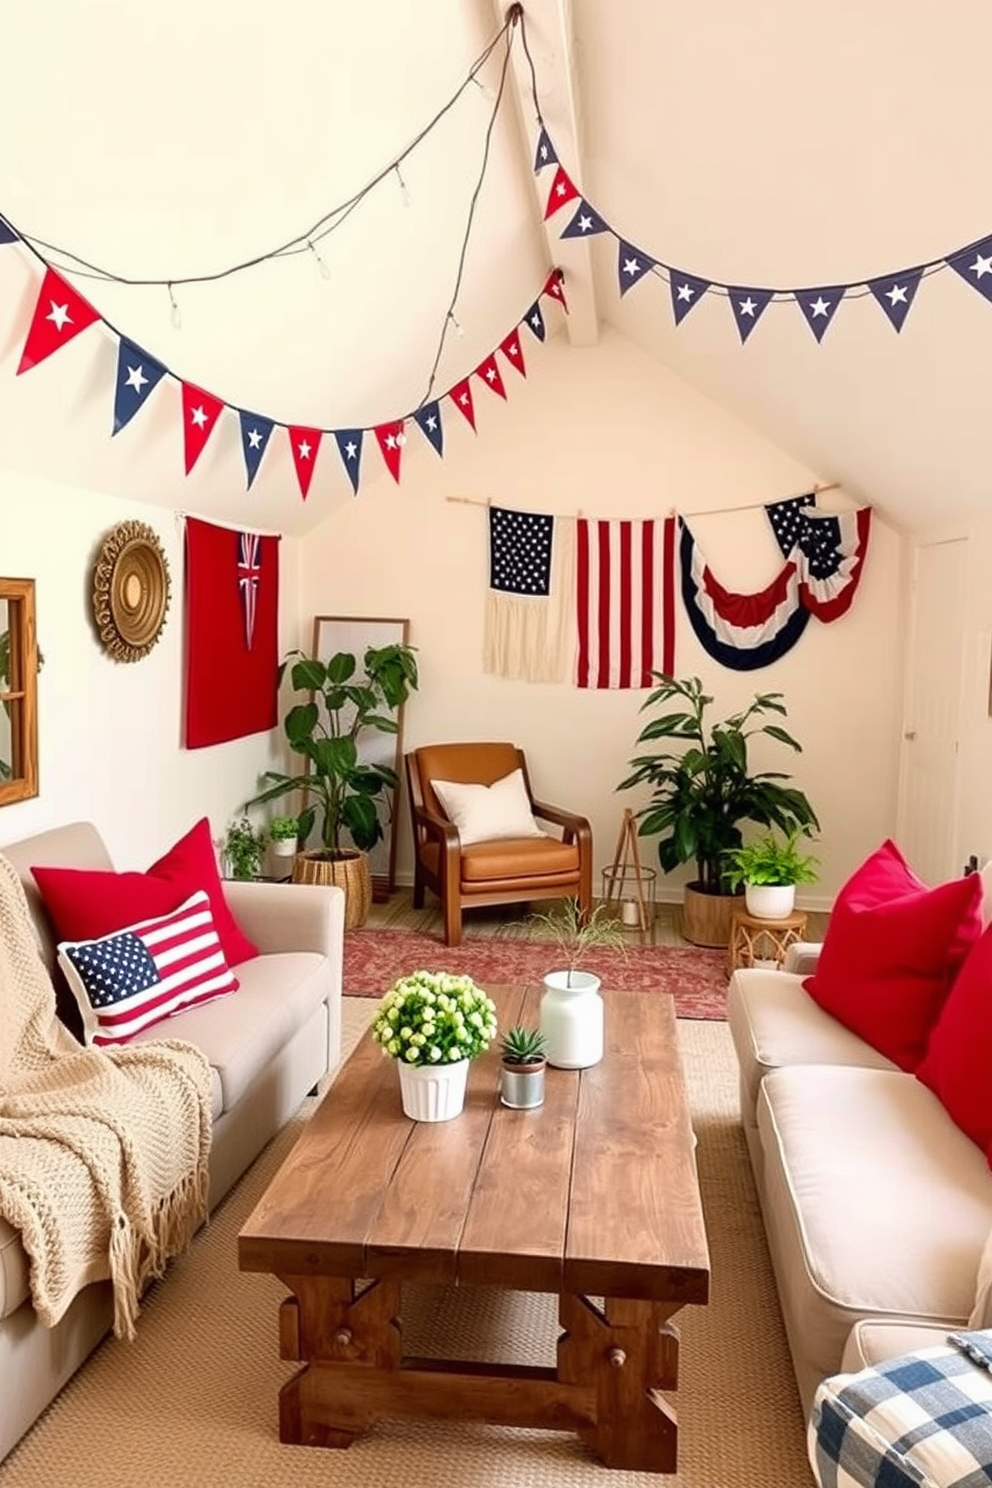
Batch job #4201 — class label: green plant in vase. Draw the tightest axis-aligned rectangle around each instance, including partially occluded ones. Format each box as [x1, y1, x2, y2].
[524, 897, 627, 987]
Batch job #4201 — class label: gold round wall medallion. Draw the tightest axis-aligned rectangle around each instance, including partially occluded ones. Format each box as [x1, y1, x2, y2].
[92, 520, 171, 663]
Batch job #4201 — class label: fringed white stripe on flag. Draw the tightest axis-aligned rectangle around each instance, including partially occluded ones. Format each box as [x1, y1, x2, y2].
[484, 515, 576, 683]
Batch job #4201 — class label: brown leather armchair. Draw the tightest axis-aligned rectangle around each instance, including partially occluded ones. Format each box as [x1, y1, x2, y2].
[405, 742, 593, 947]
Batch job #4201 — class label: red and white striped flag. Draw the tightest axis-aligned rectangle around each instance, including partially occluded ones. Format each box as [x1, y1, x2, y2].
[576, 516, 676, 688]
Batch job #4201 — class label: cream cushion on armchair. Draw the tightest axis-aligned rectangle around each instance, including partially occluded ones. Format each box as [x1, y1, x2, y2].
[430, 768, 545, 846]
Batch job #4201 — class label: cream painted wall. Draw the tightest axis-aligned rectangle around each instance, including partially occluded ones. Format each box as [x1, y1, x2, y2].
[297, 328, 906, 908]
[0, 471, 303, 869]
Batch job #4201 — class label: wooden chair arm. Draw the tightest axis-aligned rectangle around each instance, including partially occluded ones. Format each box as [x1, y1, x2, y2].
[411, 803, 461, 849]
[530, 800, 592, 843]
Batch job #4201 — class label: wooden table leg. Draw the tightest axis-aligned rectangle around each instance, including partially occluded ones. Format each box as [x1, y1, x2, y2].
[276, 1274, 401, 1448]
[559, 1293, 682, 1472]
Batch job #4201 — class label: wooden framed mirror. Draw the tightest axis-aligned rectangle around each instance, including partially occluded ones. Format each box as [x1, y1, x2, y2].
[311, 615, 410, 900]
[0, 578, 39, 806]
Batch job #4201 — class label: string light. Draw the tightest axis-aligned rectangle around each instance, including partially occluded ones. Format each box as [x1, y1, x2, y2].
[448, 311, 465, 338]
[306, 239, 332, 280]
[6, 14, 515, 291]
[394, 165, 411, 208]
[167, 282, 182, 330]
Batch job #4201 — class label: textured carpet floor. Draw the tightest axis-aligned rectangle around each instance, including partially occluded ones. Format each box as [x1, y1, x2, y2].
[0, 1002, 811, 1488]
[344, 929, 730, 1019]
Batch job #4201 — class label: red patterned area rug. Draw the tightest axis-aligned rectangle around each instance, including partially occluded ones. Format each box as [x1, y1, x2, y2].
[343, 929, 730, 1020]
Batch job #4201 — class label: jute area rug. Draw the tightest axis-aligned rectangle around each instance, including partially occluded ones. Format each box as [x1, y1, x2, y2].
[344, 928, 730, 1019]
[0, 1002, 811, 1488]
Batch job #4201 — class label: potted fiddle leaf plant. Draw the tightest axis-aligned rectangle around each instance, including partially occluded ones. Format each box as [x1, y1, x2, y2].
[618, 674, 819, 948]
[722, 828, 819, 920]
[247, 642, 418, 928]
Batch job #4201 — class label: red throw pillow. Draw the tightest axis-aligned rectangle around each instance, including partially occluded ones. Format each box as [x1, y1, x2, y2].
[916, 922, 992, 1155]
[803, 839, 983, 1071]
[32, 817, 258, 968]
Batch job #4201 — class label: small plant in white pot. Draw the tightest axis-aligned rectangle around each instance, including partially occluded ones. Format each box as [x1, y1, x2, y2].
[268, 814, 300, 858]
[722, 829, 819, 920]
[525, 899, 627, 1070]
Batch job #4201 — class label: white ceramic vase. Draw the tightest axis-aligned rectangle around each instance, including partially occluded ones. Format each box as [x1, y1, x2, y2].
[539, 971, 604, 1069]
[744, 883, 796, 920]
[397, 1057, 469, 1122]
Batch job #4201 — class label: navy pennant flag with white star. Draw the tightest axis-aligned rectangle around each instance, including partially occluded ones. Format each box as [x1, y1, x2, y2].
[112, 339, 167, 435]
[0, 216, 17, 245]
[523, 302, 546, 341]
[617, 241, 657, 297]
[533, 127, 557, 173]
[868, 268, 923, 332]
[238, 411, 274, 489]
[946, 236, 992, 303]
[334, 428, 364, 495]
[670, 270, 711, 326]
[794, 286, 846, 343]
[413, 401, 444, 457]
[728, 287, 774, 344]
[561, 201, 610, 239]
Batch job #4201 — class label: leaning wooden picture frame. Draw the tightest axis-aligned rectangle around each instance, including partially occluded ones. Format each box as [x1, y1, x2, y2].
[311, 614, 410, 901]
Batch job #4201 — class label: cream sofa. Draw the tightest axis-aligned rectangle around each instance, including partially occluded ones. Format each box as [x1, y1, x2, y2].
[0, 821, 344, 1463]
[728, 943, 992, 1416]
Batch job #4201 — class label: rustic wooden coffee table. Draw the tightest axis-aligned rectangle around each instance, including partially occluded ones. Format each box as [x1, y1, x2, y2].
[238, 984, 710, 1473]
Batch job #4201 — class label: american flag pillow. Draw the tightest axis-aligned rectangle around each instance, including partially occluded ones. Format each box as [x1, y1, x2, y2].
[58, 889, 239, 1046]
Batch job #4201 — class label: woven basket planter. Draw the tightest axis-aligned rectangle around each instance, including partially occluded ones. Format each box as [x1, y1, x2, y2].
[292, 848, 372, 929]
[681, 883, 740, 948]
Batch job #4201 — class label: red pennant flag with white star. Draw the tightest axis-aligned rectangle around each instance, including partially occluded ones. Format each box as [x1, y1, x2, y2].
[449, 378, 476, 430]
[181, 383, 225, 474]
[475, 355, 507, 400]
[543, 166, 579, 220]
[374, 421, 405, 483]
[288, 425, 322, 499]
[499, 328, 526, 377]
[17, 267, 101, 374]
[542, 269, 569, 313]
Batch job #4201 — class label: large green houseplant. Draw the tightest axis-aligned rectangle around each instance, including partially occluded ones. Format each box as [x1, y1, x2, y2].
[618, 675, 819, 946]
[248, 642, 418, 925]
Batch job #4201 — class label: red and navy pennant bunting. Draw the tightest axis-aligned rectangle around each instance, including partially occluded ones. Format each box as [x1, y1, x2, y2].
[535, 126, 992, 344]
[1, 225, 567, 500]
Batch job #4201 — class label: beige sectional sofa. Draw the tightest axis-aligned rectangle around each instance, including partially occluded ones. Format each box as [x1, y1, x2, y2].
[0, 821, 344, 1463]
[728, 943, 992, 1416]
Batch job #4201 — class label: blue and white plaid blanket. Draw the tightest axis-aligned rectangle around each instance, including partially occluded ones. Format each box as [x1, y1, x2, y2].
[808, 1331, 992, 1488]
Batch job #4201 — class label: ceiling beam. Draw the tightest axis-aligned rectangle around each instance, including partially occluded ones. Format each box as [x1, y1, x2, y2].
[496, 0, 599, 347]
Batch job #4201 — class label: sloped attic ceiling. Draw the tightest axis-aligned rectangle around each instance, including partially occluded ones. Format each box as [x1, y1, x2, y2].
[0, 0, 989, 538]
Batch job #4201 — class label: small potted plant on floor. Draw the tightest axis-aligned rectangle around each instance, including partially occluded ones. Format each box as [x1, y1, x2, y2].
[525, 899, 627, 1070]
[223, 815, 265, 881]
[722, 828, 819, 920]
[499, 1025, 547, 1110]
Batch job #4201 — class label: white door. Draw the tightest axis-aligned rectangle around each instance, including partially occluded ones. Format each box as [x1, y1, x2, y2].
[896, 537, 967, 884]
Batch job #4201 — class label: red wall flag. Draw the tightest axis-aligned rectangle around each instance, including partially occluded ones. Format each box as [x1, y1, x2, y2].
[576, 515, 675, 689]
[184, 516, 280, 748]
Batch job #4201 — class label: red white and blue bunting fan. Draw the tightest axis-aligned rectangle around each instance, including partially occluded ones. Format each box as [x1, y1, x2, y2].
[678, 494, 872, 669]
[679, 518, 810, 671]
[765, 495, 872, 620]
[535, 130, 992, 343]
[0, 216, 567, 501]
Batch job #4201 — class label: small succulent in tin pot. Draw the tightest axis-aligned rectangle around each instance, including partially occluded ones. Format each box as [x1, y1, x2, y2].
[499, 1024, 547, 1110]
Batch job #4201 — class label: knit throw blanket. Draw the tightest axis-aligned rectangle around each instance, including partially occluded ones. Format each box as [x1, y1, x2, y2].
[0, 854, 212, 1340]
